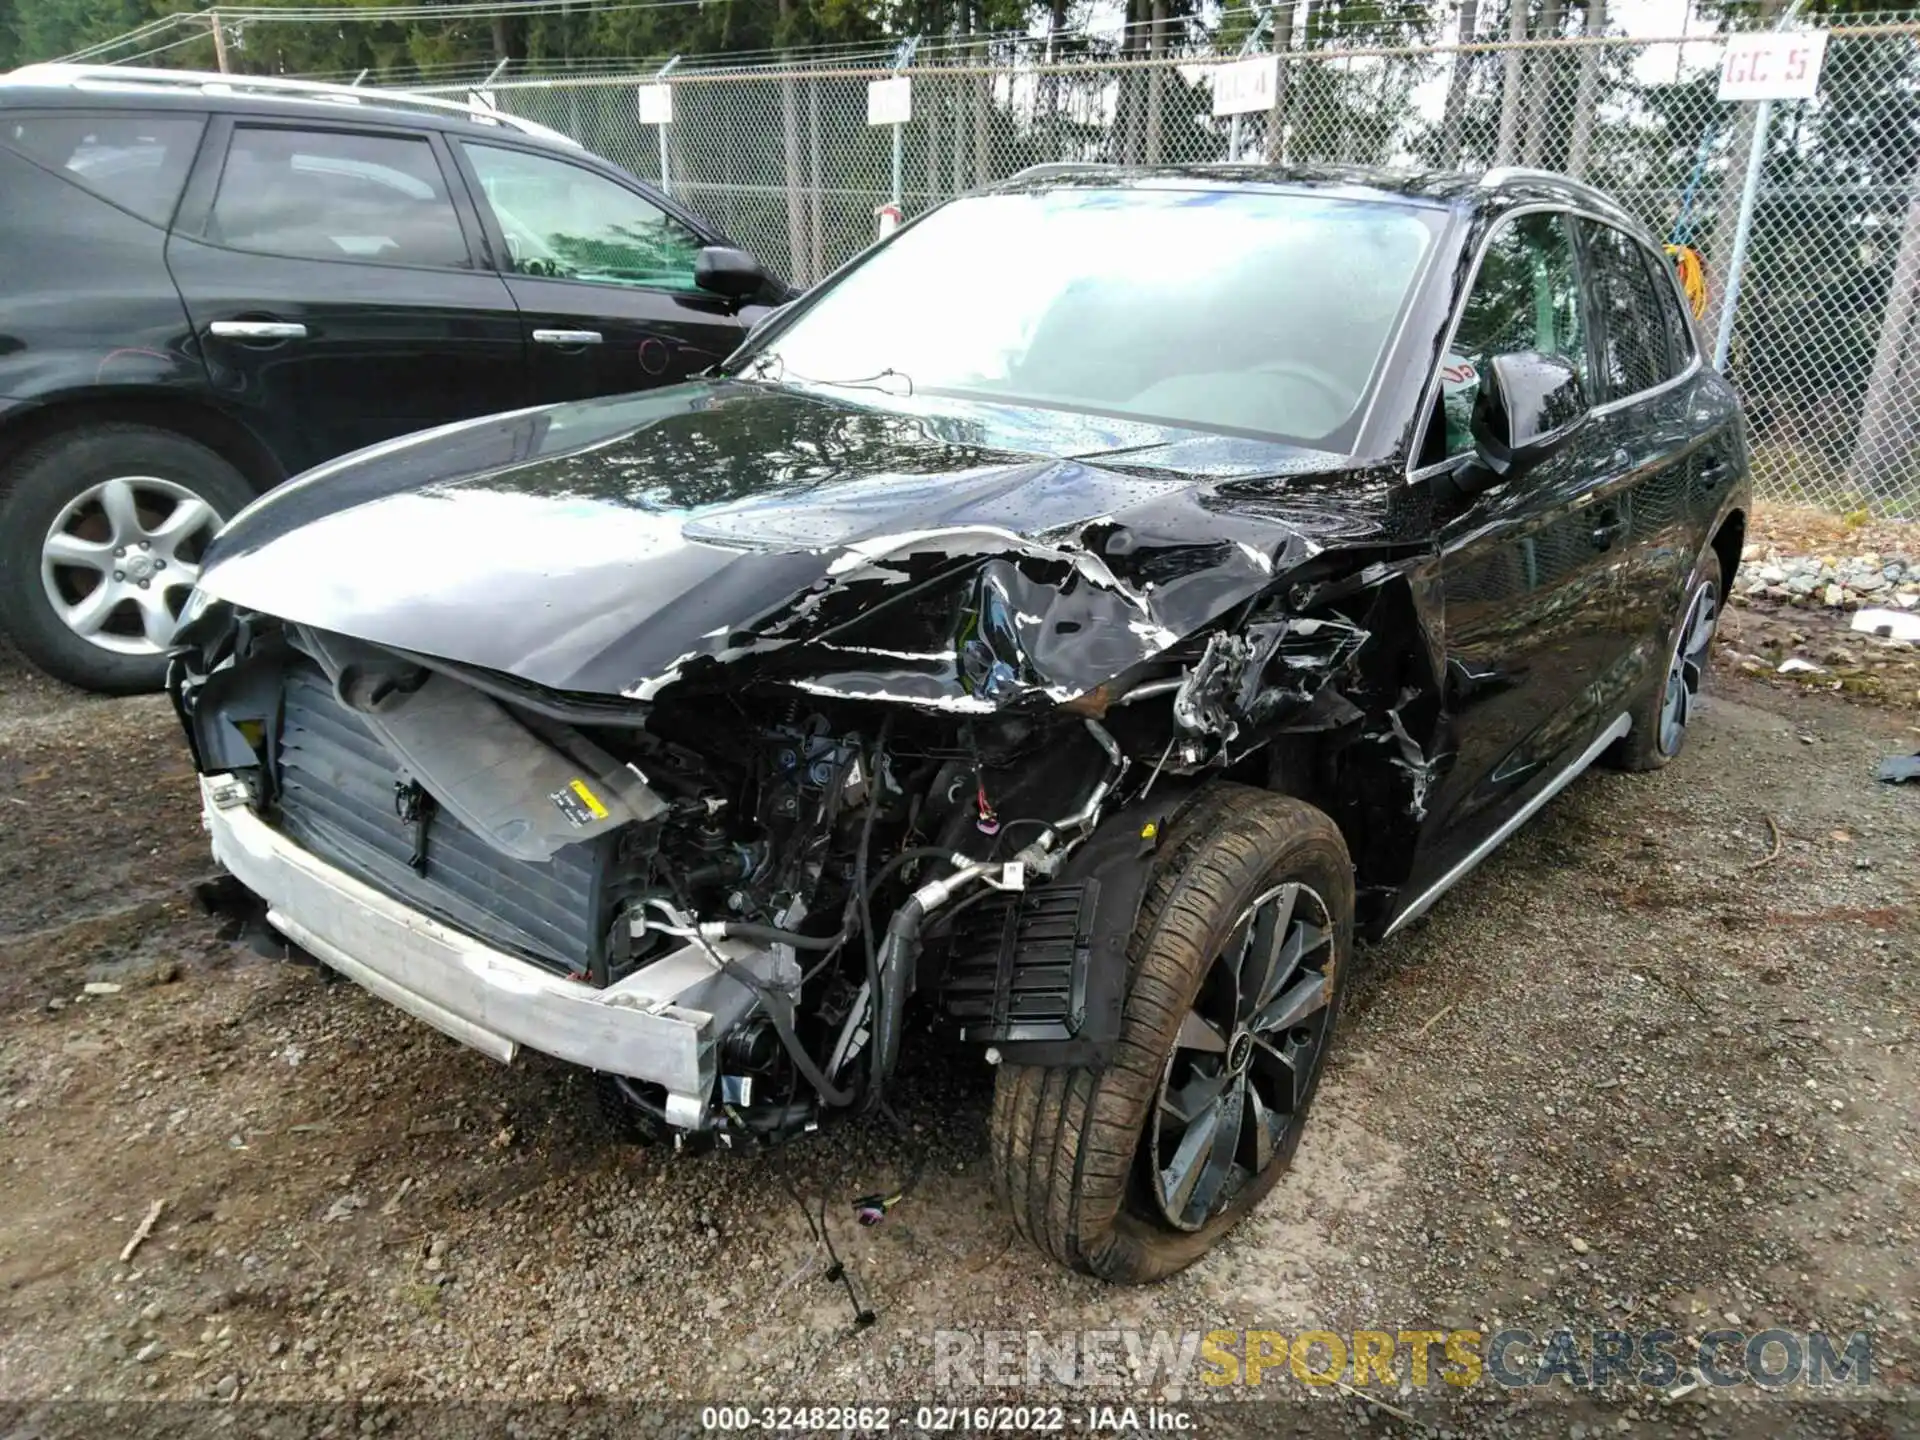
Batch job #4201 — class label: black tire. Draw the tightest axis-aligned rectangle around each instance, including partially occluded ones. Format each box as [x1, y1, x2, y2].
[990, 783, 1354, 1284]
[0, 424, 255, 694]
[1607, 551, 1724, 774]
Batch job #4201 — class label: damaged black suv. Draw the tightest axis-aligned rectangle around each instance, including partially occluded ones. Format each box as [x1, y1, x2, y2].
[171, 165, 1748, 1283]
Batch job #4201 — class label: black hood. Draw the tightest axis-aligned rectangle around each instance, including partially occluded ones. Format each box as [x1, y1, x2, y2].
[199, 381, 1394, 706]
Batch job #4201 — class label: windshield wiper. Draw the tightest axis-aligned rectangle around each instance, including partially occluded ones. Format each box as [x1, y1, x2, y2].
[738, 354, 913, 397]
[811, 367, 914, 397]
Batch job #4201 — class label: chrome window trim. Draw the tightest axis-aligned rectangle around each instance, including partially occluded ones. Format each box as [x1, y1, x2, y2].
[1404, 200, 1702, 482]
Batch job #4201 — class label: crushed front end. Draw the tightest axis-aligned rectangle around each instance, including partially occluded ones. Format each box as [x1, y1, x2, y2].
[162, 390, 1443, 1148]
[167, 605, 1183, 1143]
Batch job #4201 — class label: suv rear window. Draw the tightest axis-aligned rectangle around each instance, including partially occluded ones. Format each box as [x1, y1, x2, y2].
[207, 127, 470, 269]
[1, 114, 205, 226]
[1581, 220, 1679, 400]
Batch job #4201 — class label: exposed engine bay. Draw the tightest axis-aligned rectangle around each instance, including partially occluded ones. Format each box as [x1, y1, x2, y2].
[170, 550, 1436, 1148]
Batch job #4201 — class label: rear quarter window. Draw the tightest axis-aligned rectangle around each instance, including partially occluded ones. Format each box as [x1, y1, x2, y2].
[1581, 219, 1681, 400]
[1, 114, 205, 226]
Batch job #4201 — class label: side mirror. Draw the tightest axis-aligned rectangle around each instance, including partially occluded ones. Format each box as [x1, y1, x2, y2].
[1466, 350, 1590, 487]
[694, 246, 766, 301]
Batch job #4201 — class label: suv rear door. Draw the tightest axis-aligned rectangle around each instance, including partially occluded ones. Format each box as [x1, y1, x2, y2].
[1573, 217, 1711, 686]
[166, 117, 526, 475]
[451, 139, 768, 402]
[0, 109, 209, 403]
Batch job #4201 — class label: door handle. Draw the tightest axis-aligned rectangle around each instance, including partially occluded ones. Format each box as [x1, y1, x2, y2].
[533, 329, 603, 346]
[1590, 509, 1630, 550]
[209, 320, 307, 340]
[1698, 457, 1732, 488]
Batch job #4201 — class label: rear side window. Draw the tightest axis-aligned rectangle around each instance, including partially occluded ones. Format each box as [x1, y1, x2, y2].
[1581, 220, 1677, 400]
[1, 114, 204, 226]
[1644, 245, 1699, 372]
[207, 127, 469, 269]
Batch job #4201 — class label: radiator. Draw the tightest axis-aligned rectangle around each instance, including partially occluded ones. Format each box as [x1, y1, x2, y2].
[272, 663, 606, 977]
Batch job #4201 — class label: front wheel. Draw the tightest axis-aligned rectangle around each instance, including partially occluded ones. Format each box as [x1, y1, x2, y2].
[990, 784, 1354, 1284]
[0, 424, 255, 694]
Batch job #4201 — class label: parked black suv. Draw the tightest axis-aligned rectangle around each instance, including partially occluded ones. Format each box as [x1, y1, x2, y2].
[172, 164, 1749, 1281]
[0, 65, 784, 693]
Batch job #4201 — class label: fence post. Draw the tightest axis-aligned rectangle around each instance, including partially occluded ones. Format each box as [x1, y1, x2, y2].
[1495, 0, 1525, 163]
[652, 56, 680, 197]
[1712, 96, 1770, 370]
[1713, 0, 1803, 371]
[891, 39, 919, 211]
[1227, 8, 1273, 163]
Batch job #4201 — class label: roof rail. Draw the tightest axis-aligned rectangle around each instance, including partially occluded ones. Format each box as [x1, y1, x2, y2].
[1478, 165, 1573, 188]
[1478, 164, 1628, 210]
[1001, 161, 1113, 183]
[0, 64, 581, 149]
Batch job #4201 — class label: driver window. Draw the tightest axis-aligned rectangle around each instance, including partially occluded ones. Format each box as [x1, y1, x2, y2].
[463, 142, 704, 291]
[1439, 212, 1586, 459]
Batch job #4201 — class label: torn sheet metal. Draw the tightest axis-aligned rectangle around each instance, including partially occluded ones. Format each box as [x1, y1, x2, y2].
[1379, 690, 1440, 821]
[1173, 615, 1371, 745]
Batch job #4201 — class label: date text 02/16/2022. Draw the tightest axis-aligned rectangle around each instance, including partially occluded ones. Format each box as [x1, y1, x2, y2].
[699, 1405, 1196, 1432]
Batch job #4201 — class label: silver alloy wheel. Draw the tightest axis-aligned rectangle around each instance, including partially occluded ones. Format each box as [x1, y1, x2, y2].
[39, 476, 221, 657]
[1149, 880, 1336, 1232]
[1657, 577, 1719, 757]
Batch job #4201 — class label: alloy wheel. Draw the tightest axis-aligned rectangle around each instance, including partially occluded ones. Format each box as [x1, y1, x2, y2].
[1149, 880, 1337, 1232]
[39, 476, 221, 657]
[1657, 577, 1719, 757]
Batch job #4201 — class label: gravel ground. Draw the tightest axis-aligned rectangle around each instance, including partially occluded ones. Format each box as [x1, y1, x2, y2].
[1, 598, 1917, 1436]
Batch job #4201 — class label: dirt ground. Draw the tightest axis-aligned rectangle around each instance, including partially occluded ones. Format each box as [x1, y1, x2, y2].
[1, 592, 1917, 1436]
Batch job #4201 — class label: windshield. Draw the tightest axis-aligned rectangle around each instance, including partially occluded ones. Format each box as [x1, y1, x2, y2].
[750, 186, 1442, 450]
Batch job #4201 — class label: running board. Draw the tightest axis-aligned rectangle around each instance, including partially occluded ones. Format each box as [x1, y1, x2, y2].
[1379, 713, 1632, 941]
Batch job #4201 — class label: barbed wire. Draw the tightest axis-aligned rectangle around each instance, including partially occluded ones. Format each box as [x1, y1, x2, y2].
[57, 0, 1888, 74]
[50, 0, 1916, 78]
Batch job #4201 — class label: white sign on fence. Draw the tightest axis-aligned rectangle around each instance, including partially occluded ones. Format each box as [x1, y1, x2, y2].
[867, 75, 912, 126]
[1717, 31, 1828, 103]
[638, 83, 674, 125]
[466, 89, 498, 113]
[1212, 56, 1278, 117]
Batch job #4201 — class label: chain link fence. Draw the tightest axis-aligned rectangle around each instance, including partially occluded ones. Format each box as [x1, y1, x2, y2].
[414, 20, 1920, 517]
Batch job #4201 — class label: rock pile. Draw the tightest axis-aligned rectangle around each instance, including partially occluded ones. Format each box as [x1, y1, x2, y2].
[1735, 546, 1919, 611]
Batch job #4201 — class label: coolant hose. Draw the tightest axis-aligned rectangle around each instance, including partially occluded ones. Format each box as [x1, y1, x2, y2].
[720, 961, 858, 1108]
[704, 848, 962, 958]
[709, 922, 843, 952]
[871, 899, 927, 1089]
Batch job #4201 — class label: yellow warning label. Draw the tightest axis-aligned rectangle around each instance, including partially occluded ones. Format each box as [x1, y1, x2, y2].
[569, 778, 609, 820]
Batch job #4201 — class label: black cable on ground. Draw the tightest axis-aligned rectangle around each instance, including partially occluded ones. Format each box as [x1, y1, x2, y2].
[775, 1152, 872, 1329]
[852, 1096, 928, 1227]
[815, 1190, 876, 1327]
